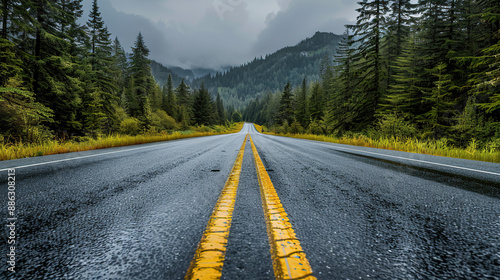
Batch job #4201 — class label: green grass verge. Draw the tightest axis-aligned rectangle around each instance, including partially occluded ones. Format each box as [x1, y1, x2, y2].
[255, 125, 500, 163]
[0, 123, 244, 161]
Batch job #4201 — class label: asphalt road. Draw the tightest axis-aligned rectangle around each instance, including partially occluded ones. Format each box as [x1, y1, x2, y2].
[1, 123, 499, 279]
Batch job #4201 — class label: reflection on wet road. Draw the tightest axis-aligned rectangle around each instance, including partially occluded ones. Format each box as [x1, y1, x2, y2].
[0, 123, 498, 279]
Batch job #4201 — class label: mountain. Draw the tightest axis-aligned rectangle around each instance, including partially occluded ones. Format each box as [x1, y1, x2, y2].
[193, 31, 342, 109]
[169, 66, 196, 81]
[150, 61, 187, 87]
[150, 31, 342, 108]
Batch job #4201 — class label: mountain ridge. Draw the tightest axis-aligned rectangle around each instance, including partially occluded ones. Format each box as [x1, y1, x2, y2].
[151, 31, 342, 107]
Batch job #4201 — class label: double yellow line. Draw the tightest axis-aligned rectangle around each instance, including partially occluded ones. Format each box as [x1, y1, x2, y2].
[185, 134, 315, 280]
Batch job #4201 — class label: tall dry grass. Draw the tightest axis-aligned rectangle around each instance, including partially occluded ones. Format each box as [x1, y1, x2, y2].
[0, 123, 244, 161]
[264, 131, 500, 163]
[253, 124, 263, 133]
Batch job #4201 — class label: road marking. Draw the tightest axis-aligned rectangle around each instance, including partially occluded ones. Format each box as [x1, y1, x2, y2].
[185, 134, 248, 280]
[323, 145, 500, 177]
[0, 134, 234, 172]
[0, 142, 185, 172]
[264, 134, 500, 177]
[249, 135, 316, 280]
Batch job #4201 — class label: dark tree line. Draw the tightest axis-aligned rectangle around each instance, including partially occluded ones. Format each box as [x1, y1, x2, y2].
[0, 0, 227, 143]
[244, 0, 500, 148]
[193, 32, 342, 109]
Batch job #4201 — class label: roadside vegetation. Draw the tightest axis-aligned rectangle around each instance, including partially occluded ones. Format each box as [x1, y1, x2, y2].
[245, 1, 499, 164]
[0, 1, 247, 161]
[257, 124, 500, 163]
[0, 123, 243, 161]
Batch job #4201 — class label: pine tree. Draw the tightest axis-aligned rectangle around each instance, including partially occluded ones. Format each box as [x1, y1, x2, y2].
[175, 78, 192, 125]
[320, 54, 333, 98]
[87, 0, 108, 56]
[1, 0, 33, 40]
[111, 36, 128, 105]
[277, 82, 294, 125]
[327, 29, 359, 132]
[308, 82, 324, 121]
[163, 73, 176, 117]
[215, 93, 225, 125]
[422, 63, 454, 138]
[467, 0, 500, 115]
[0, 37, 53, 142]
[294, 77, 309, 128]
[84, 0, 117, 134]
[30, 0, 86, 136]
[176, 79, 190, 108]
[383, 0, 417, 89]
[414, 0, 450, 92]
[347, 0, 389, 129]
[112, 37, 128, 73]
[192, 83, 214, 126]
[382, 32, 421, 118]
[128, 32, 156, 120]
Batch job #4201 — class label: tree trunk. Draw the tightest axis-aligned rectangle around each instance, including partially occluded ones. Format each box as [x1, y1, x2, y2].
[1, 0, 8, 39]
[33, 0, 43, 95]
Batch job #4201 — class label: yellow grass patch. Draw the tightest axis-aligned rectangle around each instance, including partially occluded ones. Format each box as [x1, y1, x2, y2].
[263, 132, 500, 163]
[0, 123, 244, 161]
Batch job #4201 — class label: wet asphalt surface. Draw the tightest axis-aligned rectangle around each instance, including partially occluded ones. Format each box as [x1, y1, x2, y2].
[0, 123, 499, 279]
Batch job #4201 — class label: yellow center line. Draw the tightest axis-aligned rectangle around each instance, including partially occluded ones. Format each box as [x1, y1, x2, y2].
[249, 135, 316, 280]
[185, 134, 248, 280]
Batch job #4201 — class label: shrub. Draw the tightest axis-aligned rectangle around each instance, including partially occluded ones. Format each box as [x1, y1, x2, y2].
[307, 120, 323, 135]
[378, 114, 417, 139]
[231, 111, 242, 122]
[151, 110, 178, 131]
[289, 120, 304, 134]
[120, 117, 141, 135]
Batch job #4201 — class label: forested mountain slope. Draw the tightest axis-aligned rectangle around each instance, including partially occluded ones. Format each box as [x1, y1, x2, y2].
[191, 32, 342, 108]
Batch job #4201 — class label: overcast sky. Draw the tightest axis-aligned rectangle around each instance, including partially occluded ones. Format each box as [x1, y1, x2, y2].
[81, 0, 358, 69]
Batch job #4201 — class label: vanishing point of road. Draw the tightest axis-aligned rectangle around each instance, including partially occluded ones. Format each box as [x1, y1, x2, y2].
[1, 123, 499, 279]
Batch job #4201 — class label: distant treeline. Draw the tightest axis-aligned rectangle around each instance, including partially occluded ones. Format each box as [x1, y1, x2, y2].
[192, 32, 342, 109]
[244, 0, 499, 148]
[0, 0, 229, 143]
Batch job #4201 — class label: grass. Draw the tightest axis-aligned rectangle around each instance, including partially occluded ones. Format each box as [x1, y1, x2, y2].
[0, 123, 244, 161]
[257, 126, 500, 163]
[253, 124, 263, 133]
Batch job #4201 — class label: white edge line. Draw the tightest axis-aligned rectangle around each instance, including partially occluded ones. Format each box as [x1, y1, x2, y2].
[325, 144, 500, 177]
[0, 133, 233, 172]
[0, 144, 169, 172]
[263, 134, 500, 177]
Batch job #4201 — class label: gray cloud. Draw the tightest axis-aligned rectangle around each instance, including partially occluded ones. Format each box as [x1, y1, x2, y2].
[81, 0, 357, 69]
[250, 0, 356, 56]
[83, 0, 170, 61]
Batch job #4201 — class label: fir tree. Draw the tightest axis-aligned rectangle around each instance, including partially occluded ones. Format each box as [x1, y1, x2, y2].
[422, 63, 454, 138]
[295, 77, 309, 128]
[328, 28, 359, 132]
[192, 83, 214, 126]
[347, 0, 389, 128]
[277, 82, 294, 125]
[163, 73, 176, 117]
[176, 79, 191, 108]
[30, 0, 86, 135]
[111, 36, 128, 104]
[1, 0, 33, 40]
[128, 32, 156, 119]
[175, 79, 191, 125]
[382, 32, 420, 118]
[215, 93, 225, 125]
[308, 82, 324, 121]
[383, 0, 417, 89]
[84, 0, 117, 134]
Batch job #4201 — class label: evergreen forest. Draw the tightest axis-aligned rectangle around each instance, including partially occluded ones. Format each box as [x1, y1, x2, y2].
[1, 0, 499, 156]
[243, 0, 500, 150]
[0, 0, 227, 145]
